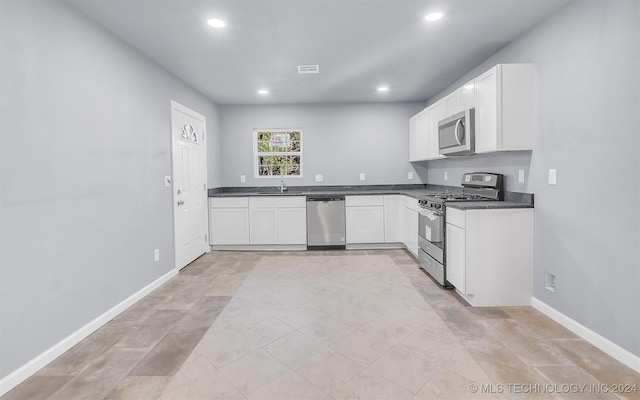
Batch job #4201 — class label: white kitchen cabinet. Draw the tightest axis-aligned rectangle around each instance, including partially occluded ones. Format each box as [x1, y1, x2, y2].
[345, 196, 385, 244]
[445, 222, 466, 292]
[249, 207, 278, 244]
[444, 81, 475, 117]
[409, 109, 429, 162]
[277, 207, 307, 245]
[445, 206, 533, 306]
[383, 195, 403, 243]
[425, 101, 446, 160]
[209, 197, 250, 245]
[249, 196, 306, 245]
[474, 64, 533, 153]
[402, 196, 420, 257]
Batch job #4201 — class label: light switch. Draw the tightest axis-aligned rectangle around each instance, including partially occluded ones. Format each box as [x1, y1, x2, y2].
[548, 169, 557, 185]
[315, 174, 323, 182]
[444, 171, 448, 181]
[408, 171, 414, 180]
[359, 173, 366, 181]
[240, 175, 246, 183]
[518, 169, 525, 183]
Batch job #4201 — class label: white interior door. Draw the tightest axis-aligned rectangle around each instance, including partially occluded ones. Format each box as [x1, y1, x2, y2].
[171, 100, 208, 270]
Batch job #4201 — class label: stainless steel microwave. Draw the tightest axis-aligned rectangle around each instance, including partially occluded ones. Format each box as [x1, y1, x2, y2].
[438, 108, 475, 156]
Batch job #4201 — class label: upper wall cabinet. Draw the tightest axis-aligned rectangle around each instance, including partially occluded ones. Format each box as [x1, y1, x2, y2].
[474, 64, 534, 153]
[408, 63, 533, 162]
[409, 101, 445, 162]
[425, 101, 446, 161]
[409, 109, 429, 162]
[444, 80, 475, 116]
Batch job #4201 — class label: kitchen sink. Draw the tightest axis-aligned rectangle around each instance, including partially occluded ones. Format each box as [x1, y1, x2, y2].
[254, 190, 306, 196]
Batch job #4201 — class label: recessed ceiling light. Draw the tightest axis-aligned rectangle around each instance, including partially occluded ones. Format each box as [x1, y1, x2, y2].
[377, 86, 390, 92]
[207, 18, 226, 28]
[424, 12, 444, 22]
[257, 89, 269, 95]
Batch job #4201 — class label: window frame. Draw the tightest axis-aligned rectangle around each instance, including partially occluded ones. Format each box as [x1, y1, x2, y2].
[253, 128, 303, 179]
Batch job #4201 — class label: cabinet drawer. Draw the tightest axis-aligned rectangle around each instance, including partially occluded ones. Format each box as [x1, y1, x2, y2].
[249, 196, 306, 208]
[345, 195, 384, 207]
[210, 197, 249, 208]
[446, 207, 466, 228]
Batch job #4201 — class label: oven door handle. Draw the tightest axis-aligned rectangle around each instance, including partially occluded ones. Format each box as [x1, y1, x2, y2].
[420, 208, 443, 217]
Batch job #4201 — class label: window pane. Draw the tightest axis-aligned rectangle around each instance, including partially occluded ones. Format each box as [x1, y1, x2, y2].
[255, 129, 302, 177]
[258, 166, 271, 176]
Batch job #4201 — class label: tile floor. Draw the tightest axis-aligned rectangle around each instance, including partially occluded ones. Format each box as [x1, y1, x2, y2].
[2, 250, 639, 400]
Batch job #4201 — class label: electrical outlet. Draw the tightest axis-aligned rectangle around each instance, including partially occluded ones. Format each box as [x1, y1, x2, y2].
[548, 169, 557, 185]
[359, 173, 366, 181]
[154, 249, 160, 262]
[407, 171, 414, 180]
[164, 176, 172, 187]
[518, 169, 525, 183]
[544, 271, 556, 292]
[444, 171, 448, 181]
[240, 175, 246, 183]
[315, 174, 323, 182]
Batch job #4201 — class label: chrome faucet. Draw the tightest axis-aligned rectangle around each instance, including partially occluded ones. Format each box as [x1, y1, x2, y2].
[279, 175, 288, 193]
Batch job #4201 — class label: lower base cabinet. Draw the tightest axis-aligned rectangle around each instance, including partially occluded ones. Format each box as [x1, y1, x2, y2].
[209, 197, 250, 245]
[210, 196, 306, 246]
[277, 207, 307, 245]
[249, 197, 307, 245]
[345, 196, 385, 244]
[445, 207, 533, 306]
[403, 197, 419, 257]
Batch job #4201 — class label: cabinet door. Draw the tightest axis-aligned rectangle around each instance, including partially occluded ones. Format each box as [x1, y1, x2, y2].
[277, 207, 307, 244]
[474, 67, 498, 154]
[345, 206, 384, 243]
[250, 208, 278, 244]
[459, 81, 475, 110]
[403, 207, 419, 256]
[409, 114, 419, 161]
[210, 208, 250, 245]
[426, 101, 446, 160]
[444, 91, 461, 116]
[409, 110, 428, 162]
[383, 195, 402, 242]
[446, 223, 466, 292]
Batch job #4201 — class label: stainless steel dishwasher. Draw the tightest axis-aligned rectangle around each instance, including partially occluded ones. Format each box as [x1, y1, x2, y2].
[306, 195, 346, 249]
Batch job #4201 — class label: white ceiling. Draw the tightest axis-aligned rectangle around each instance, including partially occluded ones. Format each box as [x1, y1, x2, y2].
[66, 0, 570, 105]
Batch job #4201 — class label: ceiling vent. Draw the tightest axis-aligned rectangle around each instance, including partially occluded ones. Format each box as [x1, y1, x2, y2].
[297, 65, 320, 74]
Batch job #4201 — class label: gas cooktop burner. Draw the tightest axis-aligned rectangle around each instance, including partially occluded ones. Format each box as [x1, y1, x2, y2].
[422, 193, 492, 202]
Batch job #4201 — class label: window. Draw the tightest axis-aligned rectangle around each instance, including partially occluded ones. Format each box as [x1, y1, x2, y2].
[254, 128, 302, 177]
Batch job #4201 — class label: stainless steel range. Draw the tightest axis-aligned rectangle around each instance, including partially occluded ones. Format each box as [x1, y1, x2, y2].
[417, 172, 504, 288]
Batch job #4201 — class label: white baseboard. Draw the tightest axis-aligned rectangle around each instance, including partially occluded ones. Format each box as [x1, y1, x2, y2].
[532, 297, 640, 374]
[210, 244, 308, 251]
[0, 268, 178, 397]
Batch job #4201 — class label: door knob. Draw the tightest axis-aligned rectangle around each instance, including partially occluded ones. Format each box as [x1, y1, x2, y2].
[177, 200, 185, 206]
[177, 189, 182, 194]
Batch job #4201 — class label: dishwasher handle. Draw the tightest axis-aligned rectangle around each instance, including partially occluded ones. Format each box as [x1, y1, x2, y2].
[306, 195, 345, 202]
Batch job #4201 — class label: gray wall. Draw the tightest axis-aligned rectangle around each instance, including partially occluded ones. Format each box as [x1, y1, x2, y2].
[419, 0, 640, 356]
[0, 1, 221, 378]
[218, 103, 427, 187]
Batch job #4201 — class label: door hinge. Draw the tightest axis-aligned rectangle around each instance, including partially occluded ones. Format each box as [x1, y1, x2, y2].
[205, 234, 208, 242]
[204, 184, 206, 191]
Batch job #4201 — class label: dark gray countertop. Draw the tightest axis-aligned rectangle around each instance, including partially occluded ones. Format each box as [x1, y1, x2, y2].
[208, 184, 534, 209]
[446, 201, 534, 210]
[208, 184, 441, 199]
